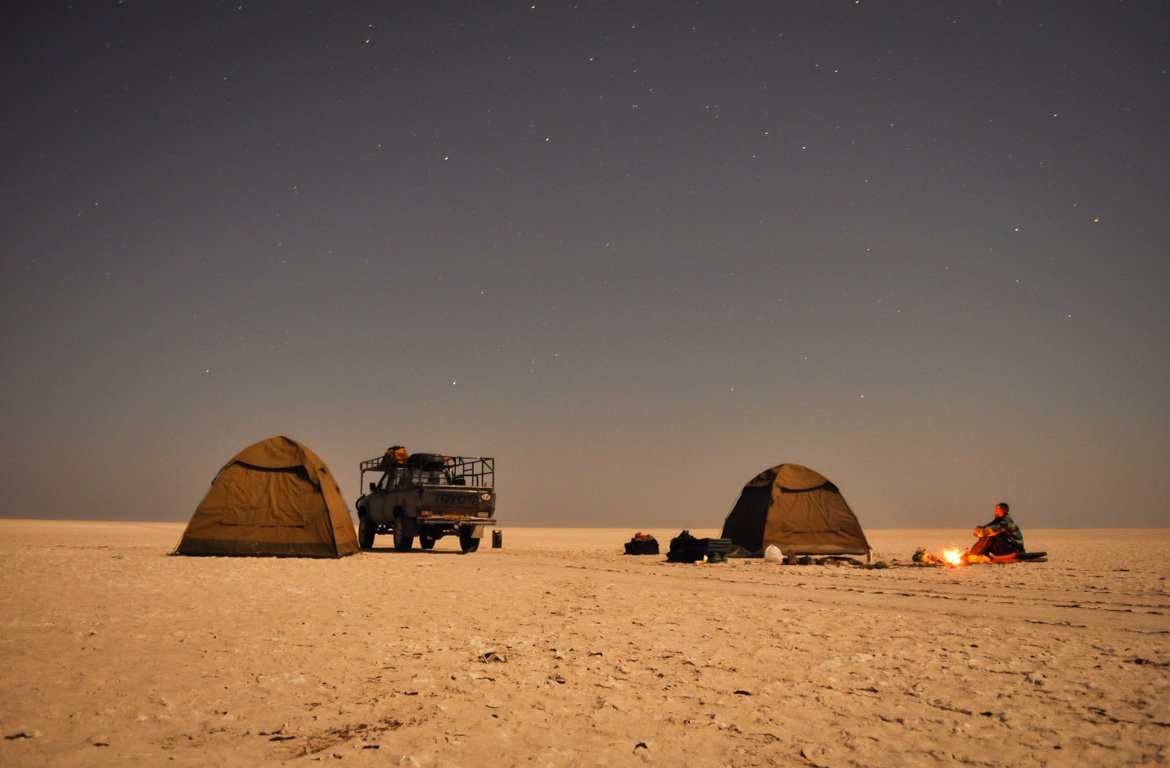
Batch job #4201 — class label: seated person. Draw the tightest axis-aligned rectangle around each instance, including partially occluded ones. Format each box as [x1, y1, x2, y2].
[968, 502, 1025, 558]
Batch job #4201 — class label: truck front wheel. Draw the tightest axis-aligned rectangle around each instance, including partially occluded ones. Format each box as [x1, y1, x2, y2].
[358, 516, 374, 550]
[393, 513, 414, 552]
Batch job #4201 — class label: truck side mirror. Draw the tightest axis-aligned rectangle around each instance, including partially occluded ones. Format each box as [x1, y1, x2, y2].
[369, 482, 377, 492]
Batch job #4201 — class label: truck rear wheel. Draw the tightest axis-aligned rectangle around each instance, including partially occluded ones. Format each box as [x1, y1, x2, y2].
[459, 528, 480, 554]
[393, 513, 413, 552]
[358, 516, 374, 550]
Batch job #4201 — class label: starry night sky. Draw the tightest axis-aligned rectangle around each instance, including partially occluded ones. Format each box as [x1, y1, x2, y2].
[2, 1, 1168, 529]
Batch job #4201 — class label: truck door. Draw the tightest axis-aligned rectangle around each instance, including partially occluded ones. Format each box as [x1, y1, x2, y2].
[367, 470, 395, 520]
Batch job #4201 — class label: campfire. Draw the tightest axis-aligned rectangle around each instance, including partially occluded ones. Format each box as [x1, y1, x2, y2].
[912, 547, 968, 566]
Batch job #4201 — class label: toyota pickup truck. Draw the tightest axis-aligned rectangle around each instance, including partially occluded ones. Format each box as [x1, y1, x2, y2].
[355, 449, 496, 553]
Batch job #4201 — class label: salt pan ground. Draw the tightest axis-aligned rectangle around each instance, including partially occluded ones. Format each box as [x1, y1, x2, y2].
[1, 521, 1167, 767]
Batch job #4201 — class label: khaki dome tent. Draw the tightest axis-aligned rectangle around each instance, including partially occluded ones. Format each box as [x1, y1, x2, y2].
[175, 436, 359, 558]
[720, 463, 869, 558]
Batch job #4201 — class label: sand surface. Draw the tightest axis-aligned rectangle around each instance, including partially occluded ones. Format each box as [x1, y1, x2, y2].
[1, 520, 1167, 767]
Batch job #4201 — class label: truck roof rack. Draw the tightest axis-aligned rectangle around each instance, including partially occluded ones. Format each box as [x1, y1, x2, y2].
[360, 453, 494, 487]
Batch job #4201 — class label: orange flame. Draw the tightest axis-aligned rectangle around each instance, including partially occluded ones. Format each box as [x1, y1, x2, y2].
[942, 548, 964, 566]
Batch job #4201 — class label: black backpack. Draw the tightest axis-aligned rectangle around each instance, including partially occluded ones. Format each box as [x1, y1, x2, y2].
[667, 530, 732, 563]
[624, 534, 660, 555]
[667, 530, 703, 562]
